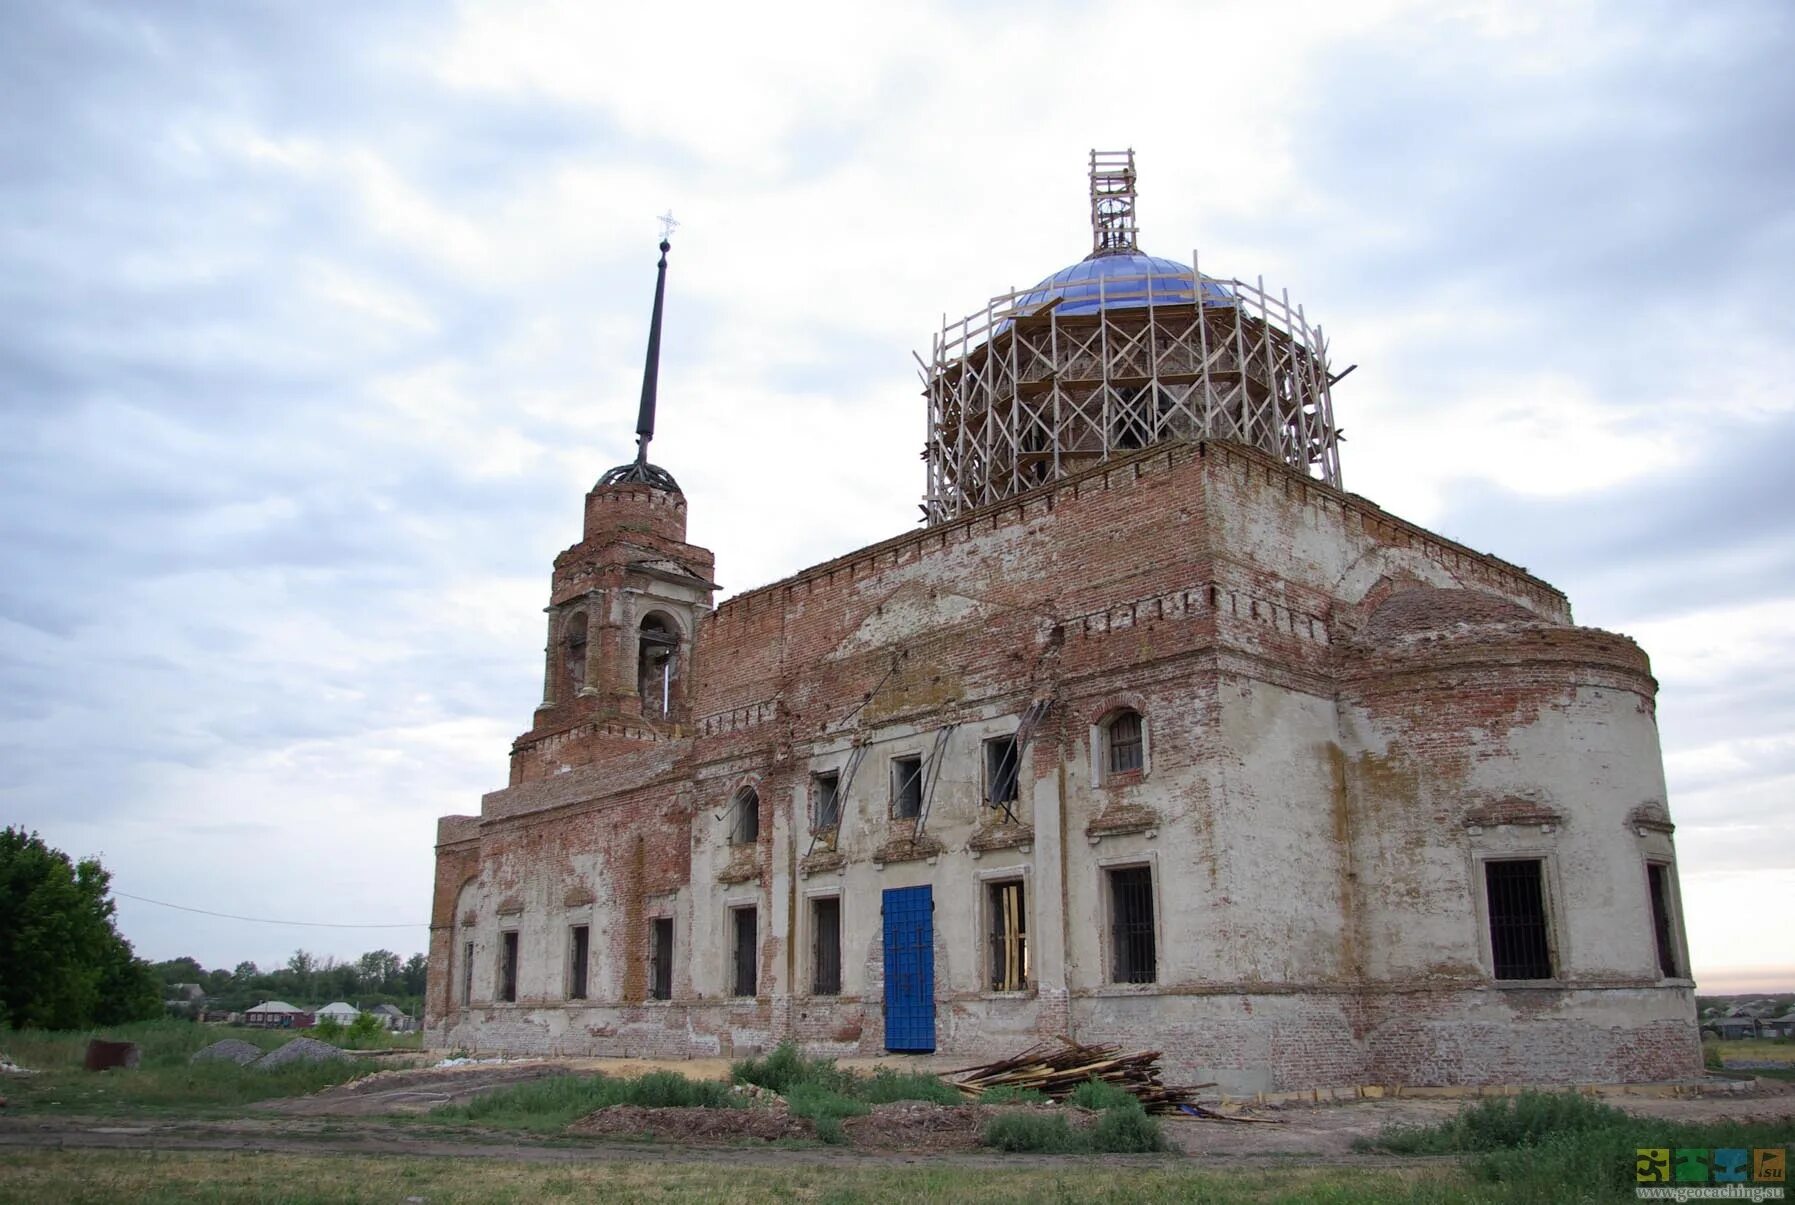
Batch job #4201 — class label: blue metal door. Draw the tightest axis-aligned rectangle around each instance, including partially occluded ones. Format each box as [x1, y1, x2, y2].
[882, 885, 936, 1052]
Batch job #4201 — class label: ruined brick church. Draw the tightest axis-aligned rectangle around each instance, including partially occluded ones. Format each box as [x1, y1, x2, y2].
[426, 152, 1700, 1089]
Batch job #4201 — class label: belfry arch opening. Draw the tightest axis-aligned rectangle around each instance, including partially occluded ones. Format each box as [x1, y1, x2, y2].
[638, 613, 679, 718]
[563, 611, 588, 692]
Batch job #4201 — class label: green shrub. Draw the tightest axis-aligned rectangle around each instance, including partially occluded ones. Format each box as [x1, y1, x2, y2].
[1703, 1041, 1724, 1070]
[982, 1110, 1086, 1153]
[1089, 1103, 1166, 1153]
[977, 1084, 1049, 1105]
[783, 1082, 868, 1146]
[347, 1013, 385, 1044]
[308, 1016, 345, 1042]
[731, 1042, 852, 1095]
[1369, 1091, 1630, 1155]
[1068, 1078, 1140, 1112]
[857, 1067, 961, 1105]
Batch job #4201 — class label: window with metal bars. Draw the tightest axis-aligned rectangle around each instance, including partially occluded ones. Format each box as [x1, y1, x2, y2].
[987, 880, 1029, 991]
[460, 941, 473, 1006]
[499, 930, 519, 1002]
[1107, 866, 1157, 984]
[649, 917, 673, 1001]
[1106, 710, 1144, 776]
[730, 788, 760, 844]
[568, 925, 589, 999]
[1484, 859, 1554, 980]
[891, 755, 922, 819]
[1647, 863, 1680, 978]
[731, 907, 758, 997]
[985, 735, 1019, 807]
[812, 897, 841, 995]
[812, 772, 841, 832]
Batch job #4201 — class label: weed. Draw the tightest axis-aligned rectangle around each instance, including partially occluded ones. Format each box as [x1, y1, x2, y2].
[1068, 1077, 1140, 1112]
[731, 1042, 854, 1095]
[982, 1110, 1086, 1153]
[784, 1082, 869, 1144]
[431, 1071, 739, 1131]
[856, 1067, 961, 1106]
[1089, 1103, 1168, 1153]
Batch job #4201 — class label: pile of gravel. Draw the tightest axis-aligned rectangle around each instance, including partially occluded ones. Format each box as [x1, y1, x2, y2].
[190, 1039, 265, 1067]
[256, 1037, 349, 1071]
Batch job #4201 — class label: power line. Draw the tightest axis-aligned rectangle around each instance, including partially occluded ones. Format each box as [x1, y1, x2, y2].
[114, 890, 427, 929]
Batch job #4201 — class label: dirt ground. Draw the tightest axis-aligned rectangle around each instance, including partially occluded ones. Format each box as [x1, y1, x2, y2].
[5, 1058, 1789, 1168]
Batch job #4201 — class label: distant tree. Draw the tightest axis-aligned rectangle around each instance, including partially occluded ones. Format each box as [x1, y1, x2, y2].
[232, 960, 260, 982]
[401, 952, 427, 996]
[153, 956, 205, 986]
[358, 949, 403, 994]
[0, 828, 162, 1029]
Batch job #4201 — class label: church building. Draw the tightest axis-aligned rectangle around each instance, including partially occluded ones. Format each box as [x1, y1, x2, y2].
[425, 153, 1700, 1090]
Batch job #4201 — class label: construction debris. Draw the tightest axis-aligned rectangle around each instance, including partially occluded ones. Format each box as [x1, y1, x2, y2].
[947, 1037, 1214, 1115]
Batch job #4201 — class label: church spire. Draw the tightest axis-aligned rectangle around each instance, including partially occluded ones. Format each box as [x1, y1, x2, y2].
[599, 215, 682, 493]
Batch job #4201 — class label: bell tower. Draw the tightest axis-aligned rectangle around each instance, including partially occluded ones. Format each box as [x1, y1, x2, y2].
[510, 225, 717, 784]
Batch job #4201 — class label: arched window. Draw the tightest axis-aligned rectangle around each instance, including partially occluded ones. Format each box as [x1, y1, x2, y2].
[563, 612, 588, 690]
[729, 788, 760, 845]
[638, 614, 679, 718]
[1104, 708, 1144, 776]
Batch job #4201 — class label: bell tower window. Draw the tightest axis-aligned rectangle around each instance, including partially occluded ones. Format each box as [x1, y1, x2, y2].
[564, 612, 588, 691]
[638, 614, 679, 718]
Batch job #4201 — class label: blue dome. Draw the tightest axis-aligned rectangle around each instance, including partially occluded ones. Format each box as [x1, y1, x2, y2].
[1014, 252, 1233, 317]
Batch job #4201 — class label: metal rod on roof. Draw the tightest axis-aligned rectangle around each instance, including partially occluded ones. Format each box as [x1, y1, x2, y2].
[634, 221, 675, 465]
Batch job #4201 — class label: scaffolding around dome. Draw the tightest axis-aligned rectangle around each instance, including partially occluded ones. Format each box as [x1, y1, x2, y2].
[921, 255, 1343, 524]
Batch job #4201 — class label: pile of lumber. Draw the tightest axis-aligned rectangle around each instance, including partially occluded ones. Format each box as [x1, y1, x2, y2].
[947, 1037, 1209, 1115]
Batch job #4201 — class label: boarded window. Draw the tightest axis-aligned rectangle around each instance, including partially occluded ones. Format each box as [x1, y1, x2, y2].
[460, 940, 473, 1006]
[988, 880, 1028, 991]
[985, 735, 1019, 807]
[649, 918, 674, 1001]
[891, 755, 922, 819]
[730, 788, 760, 845]
[1108, 867, 1157, 984]
[1485, 859, 1554, 980]
[499, 930, 519, 1003]
[812, 771, 841, 831]
[1106, 710, 1144, 775]
[812, 897, 842, 995]
[568, 925, 589, 1000]
[1647, 863, 1679, 978]
[732, 907, 758, 997]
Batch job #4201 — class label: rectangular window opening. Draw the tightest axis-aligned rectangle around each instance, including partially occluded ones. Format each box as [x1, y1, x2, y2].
[812, 897, 842, 995]
[985, 735, 1019, 807]
[1647, 863, 1679, 978]
[731, 792, 760, 845]
[499, 930, 519, 1003]
[1108, 866, 1157, 984]
[892, 755, 923, 819]
[988, 880, 1029, 991]
[813, 772, 841, 832]
[649, 917, 674, 1001]
[460, 940, 474, 1007]
[1107, 712, 1144, 775]
[732, 907, 759, 997]
[568, 925, 590, 1000]
[1485, 859, 1554, 980]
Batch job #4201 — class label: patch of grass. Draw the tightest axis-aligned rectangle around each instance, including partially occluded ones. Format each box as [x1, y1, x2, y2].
[855, 1066, 961, 1106]
[0, 1149, 1498, 1203]
[1361, 1091, 1795, 1202]
[976, 1084, 1050, 1105]
[430, 1070, 739, 1132]
[0, 1019, 377, 1116]
[784, 1082, 870, 1145]
[730, 1042, 853, 1095]
[1069, 1077, 1141, 1112]
[1090, 1103, 1170, 1153]
[981, 1110, 1088, 1153]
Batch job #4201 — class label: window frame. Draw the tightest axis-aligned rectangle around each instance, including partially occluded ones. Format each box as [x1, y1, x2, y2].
[890, 754, 923, 820]
[567, 924, 590, 1000]
[1479, 856, 1559, 983]
[985, 878, 1030, 993]
[498, 929, 520, 1003]
[1103, 709, 1145, 778]
[648, 916, 674, 1001]
[1104, 863, 1159, 985]
[983, 733, 1020, 809]
[729, 905, 759, 998]
[811, 770, 842, 833]
[810, 894, 842, 996]
[728, 787, 760, 845]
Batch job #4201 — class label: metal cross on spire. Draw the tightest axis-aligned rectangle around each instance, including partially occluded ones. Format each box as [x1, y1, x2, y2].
[658, 210, 679, 242]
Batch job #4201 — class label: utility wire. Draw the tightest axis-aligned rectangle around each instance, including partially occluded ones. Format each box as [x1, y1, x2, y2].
[113, 890, 427, 929]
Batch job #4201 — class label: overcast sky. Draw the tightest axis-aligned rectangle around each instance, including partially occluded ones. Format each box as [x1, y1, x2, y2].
[3, 0, 1789, 992]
